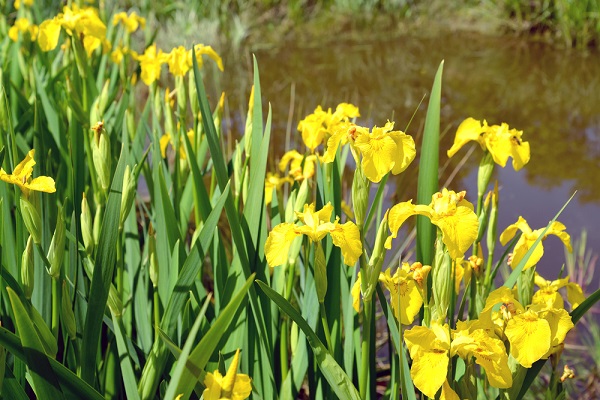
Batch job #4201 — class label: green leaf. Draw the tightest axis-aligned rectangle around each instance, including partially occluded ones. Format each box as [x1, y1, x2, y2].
[111, 314, 141, 400]
[503, 192, 576, 289]
[416, 60, 443, 266]
[175, 274, 255, 398]
[80, 147, 128, 385]
[7, 288, 63, 398]
[257, 281, 361, 400]
[164, 293, 212, 400]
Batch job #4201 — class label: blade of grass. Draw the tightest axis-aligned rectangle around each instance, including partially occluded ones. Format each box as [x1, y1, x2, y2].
[164, 293, 212, 400]
[257, 281, 361, 400]
[80, 147, 128, 385]
[416, 60, 444, 266]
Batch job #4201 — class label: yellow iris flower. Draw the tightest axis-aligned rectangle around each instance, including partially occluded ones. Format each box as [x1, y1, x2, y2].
[297, 103, 359, 152]
[278, 150, 317, 181]
[134, 44, 167, 85]
[386, 189, 479, 259]
[0, 150, 56, 196]
[378, 262, 429, 324]
[112, 11, 146, 33]
[352, 121, 416, 183]
[447, 117, 530, 171]
[532, 273, 585, 310]
[203, 349, 252, 400]
[499, 216, 572, 270]
[37, 5, 108, 56]
[265, 202, 361, 267]
[9, 18, 38, 42]
[481, 287, 575, 368]
[264, 173, 292, 205]
[14, 0, 34, 10]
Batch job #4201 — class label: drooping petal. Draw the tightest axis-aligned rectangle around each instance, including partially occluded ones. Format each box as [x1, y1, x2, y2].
[447, 117, 485, 158]
[432, 204, 479, 260]
[38, 18, 62, 51]
[499, 216, 533, 245]
[566, 282, 585, 309]
[505, 310, 551, 368]
[26, 176, 56, 193]
[385, 200, 421, 249]
[355, 133, 397, 183]
[440, 380, 460, 400]
[404, 325, 449, 399]
[330, 221, 362, 266]
[265, 223, 299, 267]
[389, 130, 416, 175]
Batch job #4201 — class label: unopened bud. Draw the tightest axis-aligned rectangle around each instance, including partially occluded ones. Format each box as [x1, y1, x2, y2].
[213, 92, 225, 135]
[91, 122, 111, 195]
[431, 236, 452, 322]
[47, 207, 65, 279]
[363, 214, 388, 301]
[119, 165, 137, 229]
[20, 194, 42, 244]
[107, 285, 123, 317]
[314, 243, 328, 303]
[21, 236, 34, 299]
[90, 80, 110, 126]
[176, 76, 187, 116]
[61, 280, 77, 340]
[244, 86, 255, 157]
[477, 151, 494, 209]
[93, 204, 103, 246]
[81, 193, 94, 254]
[352, 166, 369, 229]
[188, 69, 199, 117]
[148, 225, 159, 288]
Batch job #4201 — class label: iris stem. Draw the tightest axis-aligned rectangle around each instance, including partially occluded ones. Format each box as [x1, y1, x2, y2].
[319, 302, 334, 354]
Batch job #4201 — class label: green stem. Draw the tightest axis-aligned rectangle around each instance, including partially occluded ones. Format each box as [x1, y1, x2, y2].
[153, 287, 160, 334]
[116, 231, 124, 298]
[360, 298, 372, 400]
[280, 317, 289, 382]
[51, 277, 59, 340]
[319, 302, 334, 354]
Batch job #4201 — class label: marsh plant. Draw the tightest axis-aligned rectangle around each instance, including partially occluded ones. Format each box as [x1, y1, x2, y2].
[0, 1, 599, 399]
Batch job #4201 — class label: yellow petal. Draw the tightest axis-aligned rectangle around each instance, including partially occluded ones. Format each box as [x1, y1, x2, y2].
[380, 268, 423, 325]
[351, 272, 361, 313]
[440, 380, 460, 400]
[404, 325, 449, 398]
[355, 133, 397, 183]
[38, 18, 62, 52]
[447, 117, 484, 158]
[389, 130, 416, 175]
[330, 221, 362, 266]
[203, 371, 223, 400]
[26, 176, 56, 193]
[505, 310, 551, 367]
[432, 204, 479, 259]
[386, 200, 421, 249]
[566, 282, 585, 309]
[499, 216, 532, 245]
[265, 223, 299, 267]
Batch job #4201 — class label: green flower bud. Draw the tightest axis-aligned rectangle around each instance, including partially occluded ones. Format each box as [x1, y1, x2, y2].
[61, 280, 77, 340]
[477, 151, 494, 211]
[363, 214, 388, 301]
[293, 179, 309, 215]
[176, 75, 187, 116]
[20, 194, 42, 244]
[188, 69, 199, 118]
[233, 142, 243, 198]
[314, 243, 328, 303]
[119, 165, 137, 230]
[90, 80, 110, 127]
[81, 193, 94, 254]
[107, 285, 123, 317]
[47, 207, 65, 279]
[91, 122, 111, 195]
[431, 236, 452, 322]
[148, 226, 159, 288]
[153, 87, 163, 124]
[21, 236, 34, 299]
[352, 165, 369, 230]
[244, 86, 254, 157]
[93, 204, 103, 246]
[486, 182, 499, 260]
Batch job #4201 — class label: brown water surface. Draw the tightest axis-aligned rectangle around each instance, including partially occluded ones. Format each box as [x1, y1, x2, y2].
[215, 31, 600, 285]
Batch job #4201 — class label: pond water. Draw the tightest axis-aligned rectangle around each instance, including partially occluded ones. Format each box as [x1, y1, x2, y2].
[214, 31, 600, 287]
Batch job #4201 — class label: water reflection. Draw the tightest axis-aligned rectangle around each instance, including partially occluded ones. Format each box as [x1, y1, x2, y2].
[213, 31, 600, 268]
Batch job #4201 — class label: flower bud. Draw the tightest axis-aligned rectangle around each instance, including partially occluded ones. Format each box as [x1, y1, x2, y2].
[148, 225, 159, 288]
[486, 181, 499, 261]
[119, 165, 137, 230]
[431, 236, 452, 322]
[293, 179, 309, 216]
[107, 285, 123, 317]
[213, 92, 225, 136]
[233, 141, 243, 198]
[61, 280, 77, 340]
[93, 204, 103, 246]
[47, 207, 65, 279]
[81, 193, 94, 254]
[20, 194, 42, 244]
[314, 243, 328, 303]
[363, 214, 388, 301]
[477, 151, 494, 210]
[352, 165, 369, 229]
[91, 122, 111, 196]
[176, 76, 187, 116]
[90, 80, 110, 126]
[188, 69, 199, 117]
[21, 236, 34, 299]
